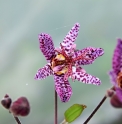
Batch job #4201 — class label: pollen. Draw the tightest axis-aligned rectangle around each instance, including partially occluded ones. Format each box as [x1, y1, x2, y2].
[55, 54, 65, 60]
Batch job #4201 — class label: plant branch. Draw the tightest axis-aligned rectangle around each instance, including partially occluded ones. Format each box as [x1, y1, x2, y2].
[83, 86, 115, 124]
[83, 95, 107, 124]
[13, 116, 21, 124]
[55, 90, 58, 124]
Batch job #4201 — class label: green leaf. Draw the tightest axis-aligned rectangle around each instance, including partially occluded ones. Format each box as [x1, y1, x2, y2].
[64, 104, 86, 123]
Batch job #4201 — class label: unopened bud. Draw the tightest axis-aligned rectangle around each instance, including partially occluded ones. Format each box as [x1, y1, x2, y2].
[106, 89, 115, 97]
[9, 97, 30, 116]
[1, 94, 12, 109]
[110, 94, 122, 108]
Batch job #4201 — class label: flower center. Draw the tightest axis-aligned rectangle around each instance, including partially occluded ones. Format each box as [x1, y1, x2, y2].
[51, 54, 68, 75]
[117, 72, 122, 89]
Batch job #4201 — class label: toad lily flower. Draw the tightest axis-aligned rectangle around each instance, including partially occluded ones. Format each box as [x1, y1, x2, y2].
[109, 38, 122, 103]
[34, 23, 104, 102]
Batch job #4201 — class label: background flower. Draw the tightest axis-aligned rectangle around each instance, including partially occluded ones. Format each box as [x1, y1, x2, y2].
[109, 39, 122, 106]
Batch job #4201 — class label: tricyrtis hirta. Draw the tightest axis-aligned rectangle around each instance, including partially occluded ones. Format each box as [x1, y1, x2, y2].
[34, 23, 104, 102]
[109, 38, 122, 104]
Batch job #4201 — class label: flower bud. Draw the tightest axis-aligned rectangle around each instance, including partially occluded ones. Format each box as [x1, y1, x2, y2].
[110, 94, 122, 108]
[1, 94, 12, 109]
[106, 89, 115, 97]
[9, 97, 30, 116]
[64, 104, 86, 123]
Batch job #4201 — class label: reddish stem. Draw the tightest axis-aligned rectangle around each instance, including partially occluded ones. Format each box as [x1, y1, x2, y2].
[55, 90, 58, 124]
[83, 87, 114, 124]
[14, 116, 21, 124]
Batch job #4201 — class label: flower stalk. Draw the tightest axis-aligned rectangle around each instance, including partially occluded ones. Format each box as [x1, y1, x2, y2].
[83, 95, 107, 124]
[83, 87, 115, 124]
[60, 119, 68, 124]
[13, 116, 21, 124]
[55, 90, 58, 124]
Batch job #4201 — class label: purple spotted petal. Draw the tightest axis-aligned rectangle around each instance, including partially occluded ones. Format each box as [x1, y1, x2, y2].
[72, 67, 101, 85]
[61, 23, 80, 56]
[73, 47, 104, 65]
[39, 33, 55, 61]
[115, 87, 122, 102]
[34, 63, 53, 80]
[109, 70, 117, 86]
[112, 38, 122, 75]
[54, 74, 72, 102]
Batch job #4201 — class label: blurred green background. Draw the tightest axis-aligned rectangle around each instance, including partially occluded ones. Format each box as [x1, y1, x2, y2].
[0, 0, 122, 124]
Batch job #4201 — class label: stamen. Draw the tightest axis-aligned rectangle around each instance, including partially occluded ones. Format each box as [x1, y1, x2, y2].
[73, 52, 92, 62]
[60, 43, 69, 59]
[64, 64, 75, 82]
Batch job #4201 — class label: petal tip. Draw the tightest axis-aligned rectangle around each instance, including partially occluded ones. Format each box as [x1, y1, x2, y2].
[97, 48, 104, 56]
[60, 95, 71, 103]
[34, 74, 38, 80]
[38, 33, 45, 38]
[95, 78, 102, 85]
[117, 38, 122, 42]
[74, 23, 80, 27]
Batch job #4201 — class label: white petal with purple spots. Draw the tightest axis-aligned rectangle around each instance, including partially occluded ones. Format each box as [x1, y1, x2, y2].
[61, 23, 80, 56]
[39, 33, 55, 61]
[54, 74, 72, 102]
[72, 67, 101, 85]
[35, 63, 53, 80]
[112, 38, 122, 75]
[73, 47, 104, 65]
